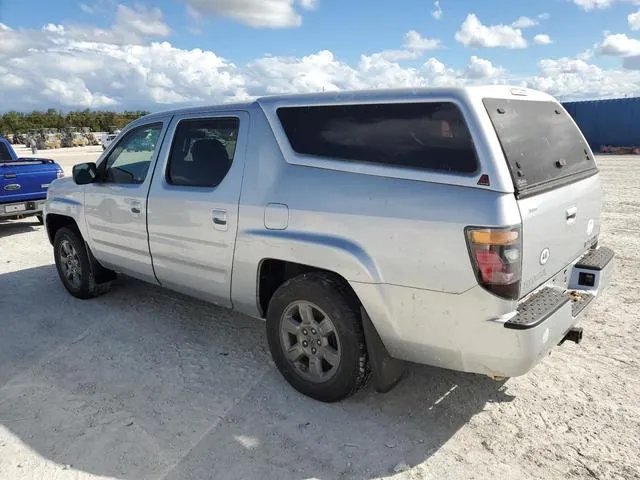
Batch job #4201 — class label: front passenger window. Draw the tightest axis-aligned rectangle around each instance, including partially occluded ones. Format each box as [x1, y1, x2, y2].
[102, 123, 162, 184]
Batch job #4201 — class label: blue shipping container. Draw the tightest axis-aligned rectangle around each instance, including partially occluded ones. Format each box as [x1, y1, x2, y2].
[562, 97, 640, 150]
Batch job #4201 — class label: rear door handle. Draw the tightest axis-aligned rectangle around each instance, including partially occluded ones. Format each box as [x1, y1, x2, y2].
[129, 199, 142, 215]
[212, 209, 228, 231]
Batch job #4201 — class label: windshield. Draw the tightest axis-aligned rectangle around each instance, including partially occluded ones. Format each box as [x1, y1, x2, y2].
[483, 98, 598, 194]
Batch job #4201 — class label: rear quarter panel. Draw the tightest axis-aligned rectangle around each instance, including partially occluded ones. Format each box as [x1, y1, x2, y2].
[231, 105, 522, 317]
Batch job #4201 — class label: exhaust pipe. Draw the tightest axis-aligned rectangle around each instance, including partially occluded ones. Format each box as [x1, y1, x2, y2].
[559, 327, 583, 345]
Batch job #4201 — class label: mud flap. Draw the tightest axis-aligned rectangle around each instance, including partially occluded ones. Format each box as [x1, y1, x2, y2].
[85, 242, 117, 284]
[361, 307, 406, 393]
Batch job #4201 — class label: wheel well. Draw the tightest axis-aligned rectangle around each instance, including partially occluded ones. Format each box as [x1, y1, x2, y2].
[46, 214, 80, 245]
[258, 259, 359, 317]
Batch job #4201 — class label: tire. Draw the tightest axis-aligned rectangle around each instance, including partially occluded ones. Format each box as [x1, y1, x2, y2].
[36, 214, 44, 225]
[53, 227, 112, 299]
[266, 272, 370, 402]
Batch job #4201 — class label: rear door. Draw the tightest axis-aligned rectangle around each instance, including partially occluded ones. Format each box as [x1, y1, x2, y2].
[483, 98, 601, 296]
[147, 111, 248, 307]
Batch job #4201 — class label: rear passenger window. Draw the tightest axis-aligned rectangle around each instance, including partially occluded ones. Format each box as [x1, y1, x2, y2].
[167, 118, 239, 187]
[277, 102, 478, 174]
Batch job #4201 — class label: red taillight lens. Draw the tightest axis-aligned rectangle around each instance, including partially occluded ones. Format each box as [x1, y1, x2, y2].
[466, 226, 522, 300]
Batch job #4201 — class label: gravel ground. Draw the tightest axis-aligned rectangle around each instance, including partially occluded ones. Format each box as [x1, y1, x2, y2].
[0, 151, 638, 480]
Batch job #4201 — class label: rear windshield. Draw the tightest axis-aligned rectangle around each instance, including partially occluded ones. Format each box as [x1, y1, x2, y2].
[0, 142, 13, 162]
[483, 98, 597, 193]
[276, 102, 478, 174]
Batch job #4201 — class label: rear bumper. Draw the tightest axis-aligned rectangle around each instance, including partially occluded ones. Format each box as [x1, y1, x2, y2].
[353, 245, 615, 378]
[0, 199, 46, 219]
[482, 245, 614, 376]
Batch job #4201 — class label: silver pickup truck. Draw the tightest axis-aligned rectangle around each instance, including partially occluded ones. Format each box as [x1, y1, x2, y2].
[44, 86, 614, 403]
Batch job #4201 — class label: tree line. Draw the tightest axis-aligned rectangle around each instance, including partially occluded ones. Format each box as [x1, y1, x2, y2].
[0, 108, 151, 134]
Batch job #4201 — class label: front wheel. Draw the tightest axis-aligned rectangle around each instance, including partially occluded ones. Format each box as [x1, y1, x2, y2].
[53, 227, 112, 299]
[266, 273, 370, 402]
[36, 214, 44, 225]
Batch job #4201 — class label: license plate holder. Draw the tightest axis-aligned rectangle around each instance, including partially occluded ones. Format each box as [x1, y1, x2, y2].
[5, 203, 26, 213]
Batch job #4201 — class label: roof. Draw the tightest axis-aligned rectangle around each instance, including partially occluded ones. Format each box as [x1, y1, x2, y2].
[136, 85, 556, 121]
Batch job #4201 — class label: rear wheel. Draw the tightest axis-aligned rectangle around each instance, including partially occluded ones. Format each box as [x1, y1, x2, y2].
[53, 227, 112, 299]
[266, 273, 370, 402]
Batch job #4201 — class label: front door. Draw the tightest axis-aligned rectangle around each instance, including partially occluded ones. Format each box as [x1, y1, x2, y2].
[84, 120, 169, 283]
[147, 111, 248, 307]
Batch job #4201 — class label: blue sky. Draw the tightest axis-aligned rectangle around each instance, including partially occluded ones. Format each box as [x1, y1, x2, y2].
[1, 0, 640, 110]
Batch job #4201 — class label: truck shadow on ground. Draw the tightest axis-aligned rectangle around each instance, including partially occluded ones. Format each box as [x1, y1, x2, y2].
[0, 265, 514, 480]
[0, 220, 40, 239]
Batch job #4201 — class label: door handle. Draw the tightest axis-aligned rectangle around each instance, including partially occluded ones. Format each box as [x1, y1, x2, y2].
[566, 206, 577, 222]
[129, 199, 142, 215]
[212, 209, 228, 231]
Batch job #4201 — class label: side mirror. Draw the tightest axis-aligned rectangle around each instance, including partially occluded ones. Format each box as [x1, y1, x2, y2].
[72, 162, 98, 185]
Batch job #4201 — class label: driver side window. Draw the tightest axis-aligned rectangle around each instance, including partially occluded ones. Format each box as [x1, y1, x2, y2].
[102, 123, 162, 184]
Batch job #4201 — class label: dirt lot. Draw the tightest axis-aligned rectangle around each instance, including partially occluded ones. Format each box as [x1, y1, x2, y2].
[0, 151, 638, 480]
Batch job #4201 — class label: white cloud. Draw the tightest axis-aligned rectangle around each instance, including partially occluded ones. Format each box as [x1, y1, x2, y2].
[367, 30, 441, 62]
[43, 23, 65, 34]
[538, 12, 551, 20]
[455, 14, 528, 49]
[577, 48, 595, 60]
[250, 50, 364, 93]
[403, 30, 442, 51]
[115, 4, 172, 37]
[298, 0, 318, 9]
[629, 10, 640, 29]
[529, 56, 640, 99]
[511, 16, 538, 28]
[534, 34, 553, 45]
[432, 1, 443, 20]
[4, 16, 640, 111]
[599, 33, 640, 55]
[181, 0, 318, 28]
[465, 56, 505, 79]
[571, 0, 640, 10]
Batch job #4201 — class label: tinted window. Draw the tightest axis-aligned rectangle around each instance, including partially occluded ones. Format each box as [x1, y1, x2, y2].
[167, 117, 239, 187]
[103, 123, 162, 184]
[483, 98, 597, 193]
[0, 142, 13, 162]
[276, 102, 478, 174]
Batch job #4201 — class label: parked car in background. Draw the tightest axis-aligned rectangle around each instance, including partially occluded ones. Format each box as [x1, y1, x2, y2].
[1, 136, 64, 224]
[102, 133, 118, 151]
[44, 86, 614, 402]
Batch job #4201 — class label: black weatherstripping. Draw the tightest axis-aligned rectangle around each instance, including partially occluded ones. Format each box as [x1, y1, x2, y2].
[483, 98, 598, 197]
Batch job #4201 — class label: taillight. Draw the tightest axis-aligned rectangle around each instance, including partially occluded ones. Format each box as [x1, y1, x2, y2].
[465, 226, 522, 300]
[57, 170, 65, 179]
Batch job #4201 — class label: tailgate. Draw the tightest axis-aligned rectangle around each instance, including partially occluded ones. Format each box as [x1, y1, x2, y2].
[482, 97, 600, 297]
[0, 160, 60, 203]
[517, 175, 601, 295]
